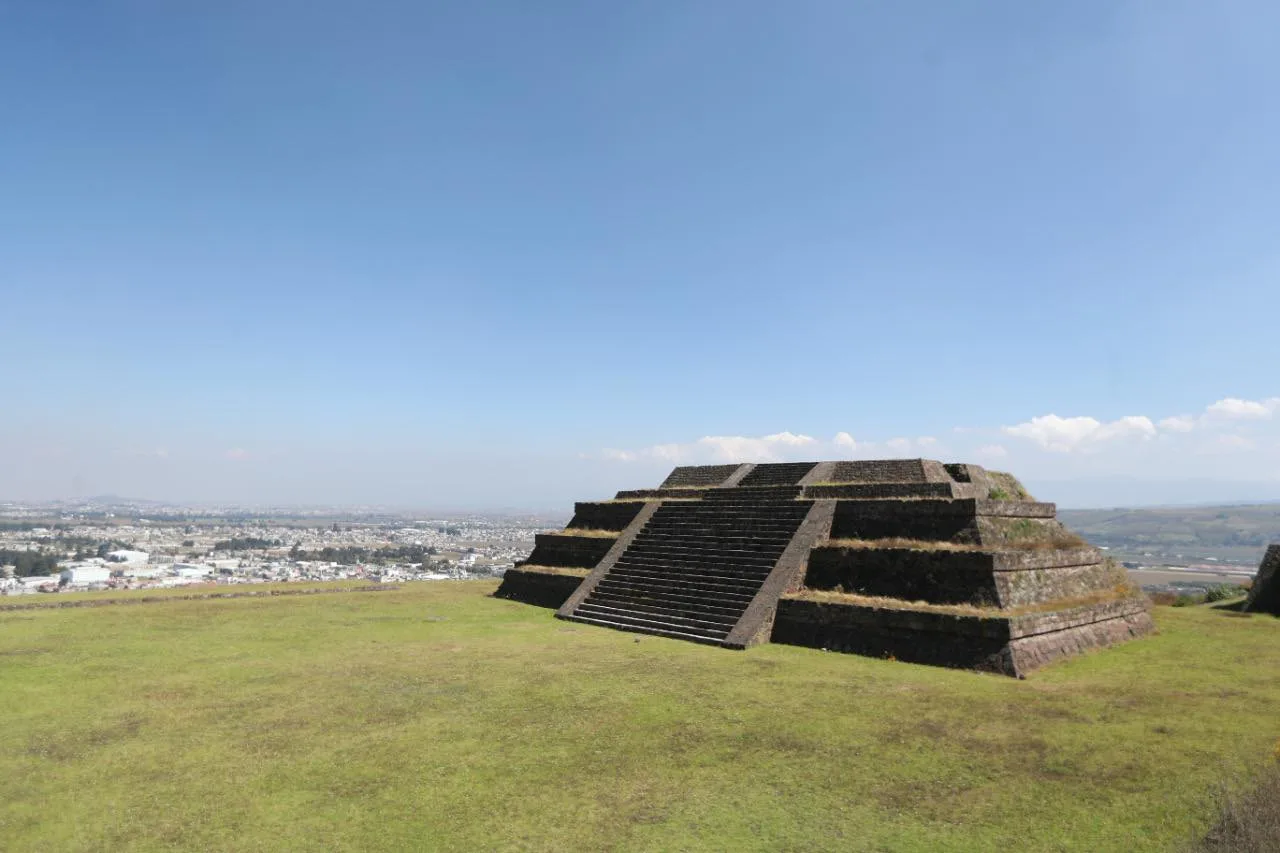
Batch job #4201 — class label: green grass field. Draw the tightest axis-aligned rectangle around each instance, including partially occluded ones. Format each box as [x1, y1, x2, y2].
[2, 581, 1278, 852]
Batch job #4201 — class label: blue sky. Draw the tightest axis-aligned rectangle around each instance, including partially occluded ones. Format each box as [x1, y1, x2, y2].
[3, 1, 1279, 509]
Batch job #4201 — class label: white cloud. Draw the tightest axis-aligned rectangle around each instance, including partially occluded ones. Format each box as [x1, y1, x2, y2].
[695, 431, 816, 462]
[884, 437, 913, 455]
[917, 436, 938, 448]
[1158, 415, 1197, 432]
[116, 448, 169, 459]
[833, 431, 857, 450]
[1215, 434, 1256, 451]
[1002, 414, 1157, 453]
[1205, 397, 1280, 420]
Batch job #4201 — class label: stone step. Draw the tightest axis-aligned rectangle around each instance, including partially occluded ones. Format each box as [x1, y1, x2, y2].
[609, 566, 770, 588]
[708, 483, 806, 493]
[587, 588, 746, 619]
[647, 514, 808, 525]
[622, 543, 779, 563]
[632, 535, 798, 548]
[575, 602, 735, 633]
[594, 576, 757, 602]
[615, 552, 777, 571]
[563, 614, 729, 646]
[611, 566, 772, 585]
[598, 572, 762, 595]
[579, 595, 741, 625]
[646, 514, 809, 524]
[637, 527, 796, 539]
[655, 504, 803, 512]
[611, 563, 771, 584]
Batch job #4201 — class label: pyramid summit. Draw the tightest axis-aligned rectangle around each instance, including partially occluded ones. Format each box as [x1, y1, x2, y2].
[495, 460, 1153, 676]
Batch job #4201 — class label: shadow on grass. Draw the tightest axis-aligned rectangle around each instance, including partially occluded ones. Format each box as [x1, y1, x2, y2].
[1208, 599, 1279, 618]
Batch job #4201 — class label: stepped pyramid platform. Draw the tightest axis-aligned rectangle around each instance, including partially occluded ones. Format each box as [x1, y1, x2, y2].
[1244, 545, 1280, 615]
[493, 460, 1153, 676]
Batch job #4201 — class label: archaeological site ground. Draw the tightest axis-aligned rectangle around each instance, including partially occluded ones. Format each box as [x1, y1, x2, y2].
[2, 580, 1279, 852]
[497, 460, 1152, 676]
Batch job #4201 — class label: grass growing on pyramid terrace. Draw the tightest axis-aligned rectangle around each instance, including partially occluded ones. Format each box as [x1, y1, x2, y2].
[2, 581, 1279, 852]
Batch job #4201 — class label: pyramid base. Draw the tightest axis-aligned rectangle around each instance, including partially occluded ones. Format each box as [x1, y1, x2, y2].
[493, 567, 586, 609]
[770, 596, 1153, 677]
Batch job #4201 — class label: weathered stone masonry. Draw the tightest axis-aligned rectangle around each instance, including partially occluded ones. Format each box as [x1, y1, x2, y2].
[494, 459, 1153, 676]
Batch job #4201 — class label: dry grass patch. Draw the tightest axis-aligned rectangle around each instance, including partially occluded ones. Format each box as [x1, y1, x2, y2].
[550, 528, 619, 538]
[513, 565, 592, 577]
[823, 532, 1089, 553]
[1192, 761, 1280, 852]
[788, 583, 1143, 617]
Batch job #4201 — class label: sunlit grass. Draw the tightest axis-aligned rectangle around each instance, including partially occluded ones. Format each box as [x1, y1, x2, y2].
[2, 581, 1279, 852]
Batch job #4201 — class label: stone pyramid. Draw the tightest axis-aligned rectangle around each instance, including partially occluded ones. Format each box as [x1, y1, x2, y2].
[494, 459, 1152, 676]
[1244, 545, 1280, 614]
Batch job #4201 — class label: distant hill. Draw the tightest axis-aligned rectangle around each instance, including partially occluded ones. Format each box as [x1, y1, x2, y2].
[1059, 504, 1280, 567]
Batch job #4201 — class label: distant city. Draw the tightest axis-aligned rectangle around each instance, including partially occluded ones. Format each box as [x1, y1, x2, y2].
[0, 497, 560, 596]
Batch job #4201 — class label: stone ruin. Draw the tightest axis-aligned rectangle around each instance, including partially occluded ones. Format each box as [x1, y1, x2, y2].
[494, 460, 1153, 677]
[1244, 545, 1280, 615]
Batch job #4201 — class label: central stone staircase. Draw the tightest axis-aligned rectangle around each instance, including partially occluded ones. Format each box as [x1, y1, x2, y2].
[563, 486, 813, 645]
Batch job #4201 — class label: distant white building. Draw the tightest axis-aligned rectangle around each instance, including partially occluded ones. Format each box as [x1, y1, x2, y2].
[106, 549, 150, 565]
[60, 566, 112, 586]
[123, 565, 166, 579]
[20, 575, 60, 590]
[173, 564, 213, 579]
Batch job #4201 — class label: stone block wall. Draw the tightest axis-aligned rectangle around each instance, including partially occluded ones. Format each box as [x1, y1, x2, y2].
[804, 545, 1119, 608]
[826, 460, 932, 483]
[494, 569, 585, 609]
[829, 500, 982, 543]
[521, 533, 616, 569]
[659, 465, 742, 488]
[566, 501, 645, 532]
[771, 596, 1153, 677]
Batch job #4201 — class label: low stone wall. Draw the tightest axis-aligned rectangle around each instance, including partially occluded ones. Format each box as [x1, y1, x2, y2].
[566, 501, 645, 532]
[522, 533, 616, 569]
[803, 483, 966, 500]
[493, 569, 585, 609]
[614, 488, 708, 500]
[770, 596, 1153, 677]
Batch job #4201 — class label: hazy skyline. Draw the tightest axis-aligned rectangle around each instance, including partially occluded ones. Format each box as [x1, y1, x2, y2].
[4, 2, 1279, 510]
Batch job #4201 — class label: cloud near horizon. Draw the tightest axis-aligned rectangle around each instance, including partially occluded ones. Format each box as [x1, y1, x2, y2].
[599, 431, 941, 465]
[595, 396, 1280, 486]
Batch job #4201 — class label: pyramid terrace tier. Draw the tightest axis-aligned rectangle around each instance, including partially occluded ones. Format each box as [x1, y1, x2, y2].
[771, 595, 1154, 678]
[804, 545, 1126, 609]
